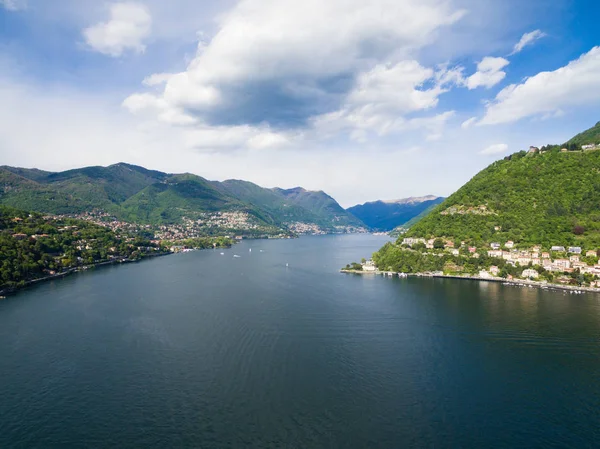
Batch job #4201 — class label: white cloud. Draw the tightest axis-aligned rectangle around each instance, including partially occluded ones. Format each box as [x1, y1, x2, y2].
[461, 116, 477, 129]
[125, 0, 466, 131]
[83, 2, 152, 57]
[480, 46, 600, 125]
[510, 29, 546, 55]
[466, 56, 509, 89]
[323, 61, 456, 136]
[0, 0, 26, 11]
[480, 143, 508, 155]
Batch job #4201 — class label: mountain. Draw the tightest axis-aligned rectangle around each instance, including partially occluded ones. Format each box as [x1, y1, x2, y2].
[0, 163, 365, 233]
[273, 187, 364, 228]
[347, 195, 444, 231]
[402, 138, 600, 249]
[566, 121, 600, 147]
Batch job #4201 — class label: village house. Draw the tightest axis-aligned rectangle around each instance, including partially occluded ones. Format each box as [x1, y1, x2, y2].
[551, 246, 566, 252]
[528, 146, 539, 153]
[402, 238, 426, 247]
[568, 246, 582, 254]
[569, 255, 580, 263]
[490, 266, 500, 276]
[479, 270, 493, 279]
[586, 250, 598, 258]
[532, 258, 541, 266]
[450, 249, 460, 256]
[487, 250, 503, 258]
[444, 240, 455, 248]
[362, 260, 377, 272]
[552, 259, 571, 271]
[12, 233, 28, 240]
[582, 144, 597, 150]
[490, 242, 501, 250]
[468, 246, 477, 253]
[426, 239, 435, 249]
[532, 245, 541, 252]
[542, 259, 553, 269]
[542, 252, 550, 259]
[517, 256, 532, 266]
[522, 269, 539, 279]
[504, 240, 515, 249]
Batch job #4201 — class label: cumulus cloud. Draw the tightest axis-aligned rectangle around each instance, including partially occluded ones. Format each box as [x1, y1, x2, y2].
[0, 0, 26, 10]
[480, 143, 508, 155]
[480, 46, 600, 125]
[83, 2, 152, 57]
[314, 61, 458, 137]
[465, 56, 509, 89]
[510, 29, 546, 55]
[125, 0, 466, 132]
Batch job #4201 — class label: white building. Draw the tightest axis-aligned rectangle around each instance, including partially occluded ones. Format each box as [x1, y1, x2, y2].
[402, 238, 426, 247]
[522, 269, 539, 279]
[505, 240, 515, 249]
[362, 260, 377, 272]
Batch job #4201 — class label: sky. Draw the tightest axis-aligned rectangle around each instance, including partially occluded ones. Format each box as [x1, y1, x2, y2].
[1, 0, 599, 207]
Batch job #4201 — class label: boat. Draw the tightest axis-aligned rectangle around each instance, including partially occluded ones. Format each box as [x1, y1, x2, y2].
[220, 252, 224, 255]
[249, 248, 252, 252]
[233, 255, 241, 258]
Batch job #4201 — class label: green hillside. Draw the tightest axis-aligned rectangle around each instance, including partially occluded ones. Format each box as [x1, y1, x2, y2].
[405, 148, 600, 249]
[0, 163, 366, 233]
[0, 204, 164, 290]
[216, 180, 362, 230]
[273, 187, 364, 228]
[567, 121, 600, 147]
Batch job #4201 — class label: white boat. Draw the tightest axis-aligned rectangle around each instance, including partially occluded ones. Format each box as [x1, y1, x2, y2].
[233, 255, 241, 258]
[220, 252, 224, 255]
[249, 248, 252, 252]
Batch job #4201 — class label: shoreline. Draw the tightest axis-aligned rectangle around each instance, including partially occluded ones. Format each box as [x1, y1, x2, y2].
[0, 252, 171, 298]
[340, 269, 600, 295]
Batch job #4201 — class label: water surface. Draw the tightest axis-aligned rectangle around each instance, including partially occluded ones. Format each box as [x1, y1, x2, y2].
[1, 234, 599, 448]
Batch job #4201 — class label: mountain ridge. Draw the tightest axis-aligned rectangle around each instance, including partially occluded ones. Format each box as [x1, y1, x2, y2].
[347, 195, 444, 231]
[0, 163, 366, 233]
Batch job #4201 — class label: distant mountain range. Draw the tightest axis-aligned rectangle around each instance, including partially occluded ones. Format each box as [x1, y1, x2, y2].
[347, 195, 444, 231]
[0, 163, 364, 233]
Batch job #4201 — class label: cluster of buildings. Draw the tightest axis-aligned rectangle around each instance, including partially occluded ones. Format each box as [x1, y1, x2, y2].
[402, 237, 600, 280]
[485, 241, 600, 276]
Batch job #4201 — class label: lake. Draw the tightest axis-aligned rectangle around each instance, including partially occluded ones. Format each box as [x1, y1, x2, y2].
[1, 234, 599, 448]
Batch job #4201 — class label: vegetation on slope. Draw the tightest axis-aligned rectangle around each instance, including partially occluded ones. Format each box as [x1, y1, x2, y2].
[405, 149, 600, 249]
[566, 121, 600, 147]
[0, 205, 165, 290]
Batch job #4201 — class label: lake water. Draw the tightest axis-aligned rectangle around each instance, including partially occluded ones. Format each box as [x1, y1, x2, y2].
[1, 234, 600, 448]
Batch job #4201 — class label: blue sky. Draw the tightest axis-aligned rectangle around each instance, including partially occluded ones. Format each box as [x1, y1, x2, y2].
[1, 0, 599, 207]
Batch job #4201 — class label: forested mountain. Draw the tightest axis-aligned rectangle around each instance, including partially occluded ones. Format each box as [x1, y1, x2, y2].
[0, 163, 365, 232]
[272, 187, 364, 228]
[404, 131, 600, 249]
[566, 121, 600, 147]
[347, 196, 444, 231]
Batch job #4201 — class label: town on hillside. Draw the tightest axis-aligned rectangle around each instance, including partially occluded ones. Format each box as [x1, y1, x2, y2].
[345, 236, 600, 290]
